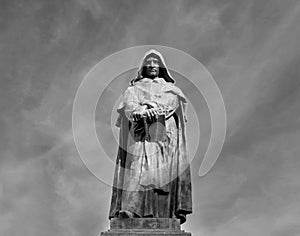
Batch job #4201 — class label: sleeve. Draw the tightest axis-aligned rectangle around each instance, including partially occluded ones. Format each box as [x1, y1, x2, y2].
[117, 87, 146, 121]
[169, 85, 188, 121]
[161, 85, 188, 121]
[163, 94, 179, 118]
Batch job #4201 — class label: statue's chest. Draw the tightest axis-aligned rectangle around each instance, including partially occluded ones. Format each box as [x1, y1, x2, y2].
[136, 84, 175, 104]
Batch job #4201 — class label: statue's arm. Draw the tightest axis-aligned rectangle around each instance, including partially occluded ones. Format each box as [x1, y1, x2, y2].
[152, 93, 180, 119]
[121, 87, 147, 122]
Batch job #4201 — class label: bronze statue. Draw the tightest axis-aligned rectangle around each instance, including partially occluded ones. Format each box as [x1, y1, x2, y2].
[109, 49, 192, 224]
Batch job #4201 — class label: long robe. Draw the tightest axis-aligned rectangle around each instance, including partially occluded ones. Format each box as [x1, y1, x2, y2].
[109, 77, 192, 224]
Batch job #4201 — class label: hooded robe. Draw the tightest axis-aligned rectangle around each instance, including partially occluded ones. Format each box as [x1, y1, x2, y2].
[109, 50, 192, 224]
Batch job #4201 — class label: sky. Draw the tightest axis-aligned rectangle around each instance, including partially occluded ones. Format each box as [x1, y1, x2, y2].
[0, 0, 300, 235]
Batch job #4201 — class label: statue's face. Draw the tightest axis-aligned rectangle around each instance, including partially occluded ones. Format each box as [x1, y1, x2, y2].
[144, 57, 160, 78]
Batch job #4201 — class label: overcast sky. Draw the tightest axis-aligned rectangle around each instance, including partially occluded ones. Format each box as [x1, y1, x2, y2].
[1, 0, 300, 236]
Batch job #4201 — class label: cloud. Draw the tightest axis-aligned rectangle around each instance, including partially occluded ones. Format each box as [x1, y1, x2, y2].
[1, 0, 300, 236]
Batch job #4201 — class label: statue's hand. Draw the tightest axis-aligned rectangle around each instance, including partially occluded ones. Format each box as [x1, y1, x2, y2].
[132, 105, 147, 122]
[144, 107, 159, 121]
[132, 111, 143, 122]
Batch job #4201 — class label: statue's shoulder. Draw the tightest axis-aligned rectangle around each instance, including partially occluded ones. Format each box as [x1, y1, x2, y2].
[122, 84, 136, 94]
[120, 84, 141, 101]
[165, 83, 186, 100]
[165, 82, 180, 90]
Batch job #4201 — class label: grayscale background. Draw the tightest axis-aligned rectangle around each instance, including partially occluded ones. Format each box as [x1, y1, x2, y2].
[1, 0, 300, 235]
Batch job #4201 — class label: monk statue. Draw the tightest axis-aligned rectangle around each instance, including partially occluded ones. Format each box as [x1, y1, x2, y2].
[108, 49, 192, 224]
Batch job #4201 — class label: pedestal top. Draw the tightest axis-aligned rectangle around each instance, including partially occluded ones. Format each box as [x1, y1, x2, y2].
[101, 218, 192, 236]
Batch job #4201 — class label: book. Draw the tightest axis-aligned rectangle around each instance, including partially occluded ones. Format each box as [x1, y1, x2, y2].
[142, 114, 166, 142]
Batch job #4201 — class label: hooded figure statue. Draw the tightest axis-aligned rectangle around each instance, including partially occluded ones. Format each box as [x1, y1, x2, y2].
[109, 49, 192, 224]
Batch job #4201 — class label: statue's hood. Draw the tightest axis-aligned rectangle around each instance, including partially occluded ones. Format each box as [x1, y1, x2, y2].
[130, 49, 175, 85]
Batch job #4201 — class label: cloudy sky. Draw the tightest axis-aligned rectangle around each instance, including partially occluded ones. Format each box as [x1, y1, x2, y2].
[1, 0, 300, 235]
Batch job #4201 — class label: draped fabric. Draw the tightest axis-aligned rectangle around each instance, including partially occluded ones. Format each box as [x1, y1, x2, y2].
[108, 50, 192, 224]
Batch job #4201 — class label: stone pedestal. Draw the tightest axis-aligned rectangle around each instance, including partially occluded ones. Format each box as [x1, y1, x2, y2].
[100, 218, 192, 236]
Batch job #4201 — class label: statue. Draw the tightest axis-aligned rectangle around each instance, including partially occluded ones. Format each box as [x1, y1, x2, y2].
[108, 49, 192, 224]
